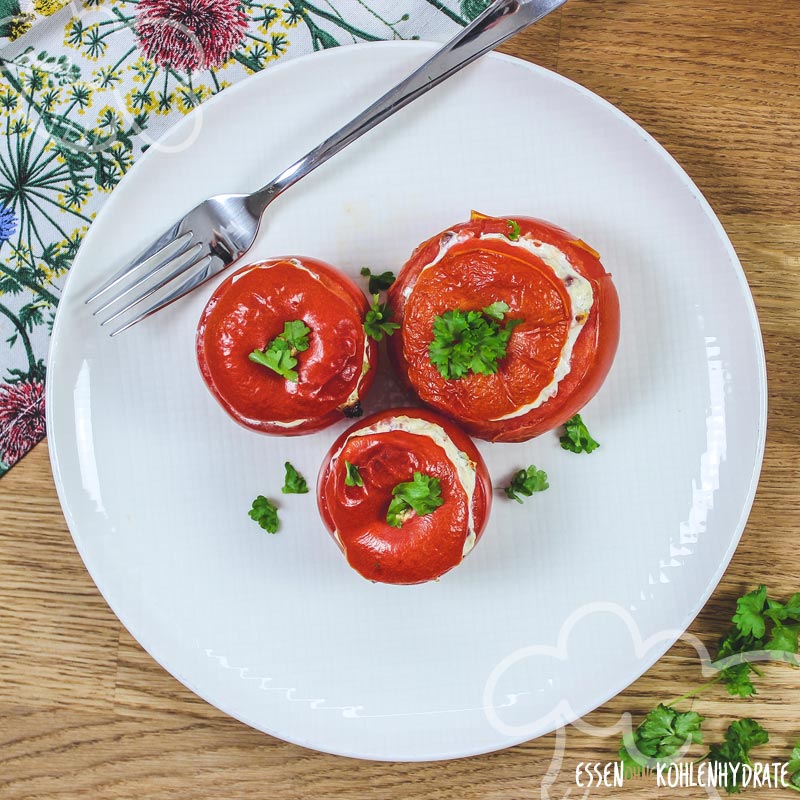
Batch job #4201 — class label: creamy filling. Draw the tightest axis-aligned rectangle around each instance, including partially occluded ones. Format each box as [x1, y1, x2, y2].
[331, 415, 478, 556]
[236, 259, 370, 425]
[408, 230, 595, 420]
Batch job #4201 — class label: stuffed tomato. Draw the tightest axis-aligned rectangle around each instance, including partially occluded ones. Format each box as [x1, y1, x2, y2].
[387, 213, 620, 442]
[317, 408, 491, 585]
[197, 257, 377, 435]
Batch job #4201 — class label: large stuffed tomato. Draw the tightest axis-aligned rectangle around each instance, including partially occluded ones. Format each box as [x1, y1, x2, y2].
[387, 213, 620, 442]
[197, 257, 377, 435]
[317, 408, 492, 585]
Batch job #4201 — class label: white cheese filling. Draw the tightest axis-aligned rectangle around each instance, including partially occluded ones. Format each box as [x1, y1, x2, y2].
[331, 415, 478, 557]
[236, 259, 370, 426]
[407, 230, 595, 421]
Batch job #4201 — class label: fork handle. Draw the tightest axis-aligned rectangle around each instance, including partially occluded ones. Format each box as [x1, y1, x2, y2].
[246, 0, 565, 216]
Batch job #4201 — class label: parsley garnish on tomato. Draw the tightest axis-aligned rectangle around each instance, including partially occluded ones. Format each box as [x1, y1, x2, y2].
[249, 495, 279, 533]
[360, 267, 396, 294]
[344, 461, 363, 487]
[506, 219, 521, 241]
[282, 462, 308, 494]
[364, 294, 400, 341]
[559, 413, 600, 453]
[249, 320, 311, 382]
[429, 303, 522, 380]
[504, 465, 549, 503]
[386, 472, 444, 528]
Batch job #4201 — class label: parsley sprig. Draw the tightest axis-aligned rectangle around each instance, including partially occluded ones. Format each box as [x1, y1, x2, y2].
[249, 320, 311, 382]
[429, 302, 522, 380]
[619, 586, 800, 792]
[715, 584, 800, 697]
[559, 413, 600, 453]
[504, 465, 549, 503]
[248, 495, 279, 533]
[506, 219, 521, 241]
[360, 267, 396, 294]
[364, 294, 399, 341]
[344, 461, 363, 487]
[704, 719, 769, 794]
[386, 472, 443, 528]
[786, 740, 800, 792]
[619, 704, 703, 775]
[282, 462, 308, 494]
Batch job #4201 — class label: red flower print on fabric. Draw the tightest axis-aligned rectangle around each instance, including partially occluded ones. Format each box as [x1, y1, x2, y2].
[135, 0, 248, 72]
[0, 380, 46, 468]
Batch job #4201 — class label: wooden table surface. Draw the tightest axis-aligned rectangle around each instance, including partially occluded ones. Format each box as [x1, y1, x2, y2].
[1, 1, 798, 797]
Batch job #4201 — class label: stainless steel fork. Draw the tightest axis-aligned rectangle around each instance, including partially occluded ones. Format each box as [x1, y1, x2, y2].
[86, 0, 566, 335]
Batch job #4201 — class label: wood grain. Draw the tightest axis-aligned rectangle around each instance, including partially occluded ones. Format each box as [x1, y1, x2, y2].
[2, 1, 800, 797]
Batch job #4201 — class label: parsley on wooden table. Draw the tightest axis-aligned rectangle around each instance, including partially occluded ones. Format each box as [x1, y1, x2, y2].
[360, 267, 396, 294]
[429, 302, 522, 380]
[559, 413, 600, 453]
[504, 465, 549, 502]
[386, 472, 443, 528]
[364, 294, 399, 341]
[619, 704, 703, 775]
[703, 719, 769, 794]
[786, 740, 800, 792]
[344, 461, 363, 487]
[248, 495, 279, 533]
[249, 320, 311, 382]
[281, 462, 308, 494]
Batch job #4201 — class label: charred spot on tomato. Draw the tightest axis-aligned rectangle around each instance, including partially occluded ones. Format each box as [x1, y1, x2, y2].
[342, 400, 363, 418]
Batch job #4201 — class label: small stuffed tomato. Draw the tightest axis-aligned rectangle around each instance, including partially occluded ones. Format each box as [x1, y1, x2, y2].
[197, 257, 377, 435]
[317, 408, 491, 585]
[387, 213, 620, 442]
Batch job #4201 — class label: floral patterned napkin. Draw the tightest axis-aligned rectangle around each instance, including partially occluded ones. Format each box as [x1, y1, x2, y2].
[0, 0, 478, 475]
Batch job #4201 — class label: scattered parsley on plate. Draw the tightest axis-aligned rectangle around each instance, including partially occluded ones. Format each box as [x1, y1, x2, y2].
[559, 413, 600, 453]
[387, 472, 444, 528]
[282, 462, 308, 494]
[249, 320, 311, 382]
[249, 495, 279, 533]
[504, 465, 549, 502]
[429, 303, 522, 380]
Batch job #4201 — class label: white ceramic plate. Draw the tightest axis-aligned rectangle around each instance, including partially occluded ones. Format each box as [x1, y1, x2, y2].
[47, 42, 766, 761]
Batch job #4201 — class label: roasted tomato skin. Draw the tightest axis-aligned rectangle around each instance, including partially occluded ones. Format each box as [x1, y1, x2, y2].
[196, 257, 377, 435]
[317, 408, 492, 585]
[387, 215, 620, 443]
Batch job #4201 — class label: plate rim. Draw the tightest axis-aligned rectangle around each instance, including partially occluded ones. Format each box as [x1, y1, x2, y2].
[45, 39, 768, 762]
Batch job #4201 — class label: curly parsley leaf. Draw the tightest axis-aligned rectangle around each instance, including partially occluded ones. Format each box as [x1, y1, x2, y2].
[482, 301, 510, 321]
[386, 472, 444, 528]
[282, 462, 308, 495]
[364, 294, 399, 341]
[786, 740, 800, 791]
[506, 219, 521, 241]
[360, 267, 396, 294]
[705, 719, 768, 794]
[715, 626, 761, 698]
[344, 461, 363, 487]
[619, 704, 703, 775]
[249, 320, 311, 382]
[249, 495, 279, 533]
[429, 305, 522, 380]
[733, 584, 768, 639]
[559, 413, 600, 454]
[504, 465, 549, 503]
